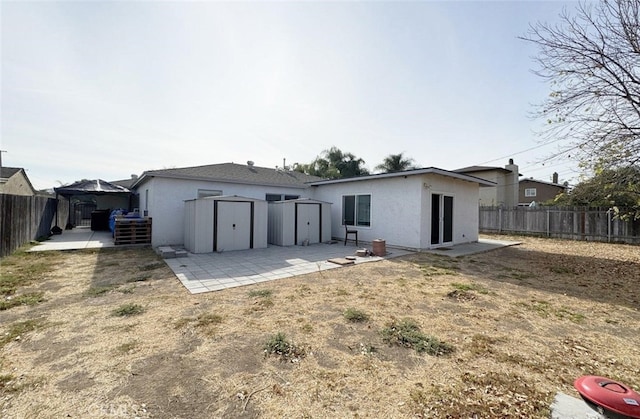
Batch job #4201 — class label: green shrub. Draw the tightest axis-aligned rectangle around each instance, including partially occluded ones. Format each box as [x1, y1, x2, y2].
[381, 318, 454, 356]
[112, 303, 145, 317]
[343, 307, 370, 323]
[263, 332, 306, 362]
[85, 285, 115, 297]
[451, 282, 488, 294]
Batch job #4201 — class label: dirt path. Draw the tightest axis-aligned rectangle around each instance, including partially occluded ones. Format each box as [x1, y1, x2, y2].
[1, 235, 639, 418]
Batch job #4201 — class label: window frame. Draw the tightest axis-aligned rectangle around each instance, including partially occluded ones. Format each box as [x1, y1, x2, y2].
[198, 189, 223, 199]
[342, 194, 371, 227]
[266, 193, 300, 202]
[524, 188, 537, 198]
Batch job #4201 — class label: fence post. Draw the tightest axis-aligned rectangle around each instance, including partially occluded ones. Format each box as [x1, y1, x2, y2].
[607, 208, 612, 243]
[545, 209, 548, 237]
[498, 207, 502, 233]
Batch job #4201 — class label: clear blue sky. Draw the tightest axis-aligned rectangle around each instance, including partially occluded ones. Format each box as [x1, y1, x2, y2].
[2, 0, 580, 190]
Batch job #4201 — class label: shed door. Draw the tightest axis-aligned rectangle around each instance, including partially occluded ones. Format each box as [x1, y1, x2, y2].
[296, 203, 320, 245]
[216, 201, 252, 251]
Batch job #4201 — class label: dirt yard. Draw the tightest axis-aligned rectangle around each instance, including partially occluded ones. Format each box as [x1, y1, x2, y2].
[1, 235, 639, 418]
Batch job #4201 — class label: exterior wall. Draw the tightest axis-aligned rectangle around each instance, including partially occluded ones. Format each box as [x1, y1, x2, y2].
[470, 169, 518, 207]
[0, 172, 35, 196]
[519, 180, 565, 204]
[504, 163, 520, 207]
[420, 174, 480, 248]
[476, 171, 502, 206]
[310, 174, 480, 250]
[140, 177, 307, 247]
[311, 176, 424, 249]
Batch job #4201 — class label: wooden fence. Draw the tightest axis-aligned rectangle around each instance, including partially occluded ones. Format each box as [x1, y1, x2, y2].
[0, 194, 69, 257]
[479, 206, 640, 244]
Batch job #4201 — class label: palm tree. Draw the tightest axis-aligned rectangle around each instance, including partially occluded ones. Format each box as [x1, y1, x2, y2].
[375, 153, 416, 173]
[294, 146, 369, 179]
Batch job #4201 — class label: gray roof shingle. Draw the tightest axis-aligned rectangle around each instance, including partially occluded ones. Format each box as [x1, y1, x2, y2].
[0, 167, 22, 179]
[136, 163, 322, 189]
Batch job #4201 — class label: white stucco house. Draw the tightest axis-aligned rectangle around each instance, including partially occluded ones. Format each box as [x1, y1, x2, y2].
[131, 162, 494, 250]
[309, 168, 495, 250]
[131, 163, 322, 247]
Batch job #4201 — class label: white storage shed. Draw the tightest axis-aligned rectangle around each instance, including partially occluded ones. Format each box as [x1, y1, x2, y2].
[184, 195, 268, 253]
[267, 198, 332, 246]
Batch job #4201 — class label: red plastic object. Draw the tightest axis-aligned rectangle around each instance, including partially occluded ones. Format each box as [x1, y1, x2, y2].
[574, 375, 640, 418]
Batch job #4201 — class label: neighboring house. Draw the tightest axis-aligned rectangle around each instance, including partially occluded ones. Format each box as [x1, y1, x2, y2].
[0, 167, 37, 196]
[309, 168, 494, 250]
[131, 162, 322, 247]
[111, 174, 140, 190]
[454, 159, 520, 207]
[519, 173, 567, 205]
[131, 162, 494, 250]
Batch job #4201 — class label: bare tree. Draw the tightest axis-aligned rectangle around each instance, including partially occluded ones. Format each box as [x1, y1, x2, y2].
[521, 0, 640, 170]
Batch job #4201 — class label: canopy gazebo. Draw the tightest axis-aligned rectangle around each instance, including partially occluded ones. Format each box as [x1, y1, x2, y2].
[54, 179, 132, 230]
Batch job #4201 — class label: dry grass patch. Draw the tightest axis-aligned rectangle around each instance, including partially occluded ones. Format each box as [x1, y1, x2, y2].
[0, 238, 638, 418]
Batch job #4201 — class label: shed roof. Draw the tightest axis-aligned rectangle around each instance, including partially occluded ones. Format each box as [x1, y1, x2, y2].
[132, 163, 322, 189]
[308, 167, 496, 187]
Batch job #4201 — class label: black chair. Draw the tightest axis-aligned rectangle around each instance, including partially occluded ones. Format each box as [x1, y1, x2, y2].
[344, 224, 358, 246]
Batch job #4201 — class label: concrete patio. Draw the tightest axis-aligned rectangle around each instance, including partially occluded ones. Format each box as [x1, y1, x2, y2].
[28, 230, 519, 294]
[165, 243, 414, 294]
[29, 227, 116, 251]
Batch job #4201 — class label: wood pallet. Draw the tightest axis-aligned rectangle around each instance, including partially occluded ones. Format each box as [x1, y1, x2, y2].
[114, 217, 152, 245]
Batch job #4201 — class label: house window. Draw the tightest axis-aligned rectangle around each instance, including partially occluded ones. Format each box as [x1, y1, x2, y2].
[266, 193, 299, 202]
[525, 188, 537, 197]
[198, 189, 222, 198]
[342, 194, 371, 226]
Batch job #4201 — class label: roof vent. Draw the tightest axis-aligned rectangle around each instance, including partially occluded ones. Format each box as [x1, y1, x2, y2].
[247, 161, 254, 166]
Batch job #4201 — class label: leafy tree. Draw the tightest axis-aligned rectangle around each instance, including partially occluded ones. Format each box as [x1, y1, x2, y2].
[521, 0, 640, 170]
[552, 165, 640, 218]
[375, 153, 417, 173]
[294, 146, 369, 179]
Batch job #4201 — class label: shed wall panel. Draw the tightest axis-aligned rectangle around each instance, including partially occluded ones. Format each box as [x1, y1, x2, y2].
[267, 199, 331, 246]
